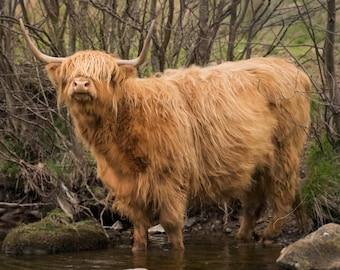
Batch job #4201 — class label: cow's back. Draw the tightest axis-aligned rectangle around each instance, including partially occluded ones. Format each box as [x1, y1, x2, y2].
[157, 57, 310, 200]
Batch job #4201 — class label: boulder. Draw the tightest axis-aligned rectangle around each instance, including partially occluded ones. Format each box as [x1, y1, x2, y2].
[2, 210, 109, 255]
[277, 223, 340, 270]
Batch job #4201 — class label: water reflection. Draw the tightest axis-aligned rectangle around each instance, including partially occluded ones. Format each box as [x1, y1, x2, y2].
[0, 233, 281, 270]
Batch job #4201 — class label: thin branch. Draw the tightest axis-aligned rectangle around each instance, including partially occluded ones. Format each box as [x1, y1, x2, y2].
[0, 202, 52, 207]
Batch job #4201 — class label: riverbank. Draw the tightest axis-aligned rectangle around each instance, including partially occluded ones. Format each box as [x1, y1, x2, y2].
[0, 202, 307, 251]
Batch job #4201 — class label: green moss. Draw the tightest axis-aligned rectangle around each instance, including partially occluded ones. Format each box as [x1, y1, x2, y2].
[2, 210, 109, 255]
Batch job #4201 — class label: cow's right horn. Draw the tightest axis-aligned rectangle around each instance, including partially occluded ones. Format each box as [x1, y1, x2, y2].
[116, 20, 155, 67]
[20, 18, 65, 63]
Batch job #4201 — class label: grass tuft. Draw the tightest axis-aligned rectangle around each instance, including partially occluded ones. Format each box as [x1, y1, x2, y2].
[303, 134, 340, 226]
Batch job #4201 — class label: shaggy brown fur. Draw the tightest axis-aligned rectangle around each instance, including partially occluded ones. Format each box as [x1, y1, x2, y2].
[46, 52, 311, 251]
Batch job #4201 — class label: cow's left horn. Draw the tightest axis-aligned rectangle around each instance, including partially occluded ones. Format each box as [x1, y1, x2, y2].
[19, 18, 65, 63]
[116, 20, 155, 67]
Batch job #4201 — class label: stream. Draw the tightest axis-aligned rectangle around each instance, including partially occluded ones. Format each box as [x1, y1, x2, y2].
[0, 232, 282, 269]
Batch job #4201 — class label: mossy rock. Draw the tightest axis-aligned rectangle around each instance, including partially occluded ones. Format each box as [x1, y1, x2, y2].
[2, 210, 109, 255]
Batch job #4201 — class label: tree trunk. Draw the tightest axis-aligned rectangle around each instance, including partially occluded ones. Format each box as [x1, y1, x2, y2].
[187, 0, 229, 66]
[324, 0, 340, 146]
[158, 0, 174, 72]
[79, 0, 89, 49]
[67, 0, 76, 54]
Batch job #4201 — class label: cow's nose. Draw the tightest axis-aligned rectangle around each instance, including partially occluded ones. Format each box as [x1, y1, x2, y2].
[73, 79, 90, 90]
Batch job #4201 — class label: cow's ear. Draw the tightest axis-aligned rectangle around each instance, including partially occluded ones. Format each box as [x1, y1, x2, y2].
[46, 63, 62, 86]
[114, 65, 138, 82]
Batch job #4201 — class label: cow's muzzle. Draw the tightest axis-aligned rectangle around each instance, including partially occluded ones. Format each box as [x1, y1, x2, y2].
[70, 79, 94, 102]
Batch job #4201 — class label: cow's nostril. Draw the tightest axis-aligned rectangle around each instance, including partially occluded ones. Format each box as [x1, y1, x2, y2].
[73, 80, 90, 89]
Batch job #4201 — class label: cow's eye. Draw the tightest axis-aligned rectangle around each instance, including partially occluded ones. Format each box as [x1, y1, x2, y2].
[61, 79, 67, 89]
[110, 74, 116, 84]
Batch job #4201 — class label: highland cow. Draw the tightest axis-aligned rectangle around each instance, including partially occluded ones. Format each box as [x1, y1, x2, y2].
[20, 19, 311, 251]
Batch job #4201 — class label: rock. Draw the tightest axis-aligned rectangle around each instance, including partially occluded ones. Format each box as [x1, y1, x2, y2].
[185, 217, 199, 228]
[276, 223, 340, 270]
[2, 209, 109, 255]
[210, 219, 222, 231]
[224, 227, 232, 233]
[111, 220, 123, 231]
[148, 224, 165, 234]
[27, 210, 43, 219]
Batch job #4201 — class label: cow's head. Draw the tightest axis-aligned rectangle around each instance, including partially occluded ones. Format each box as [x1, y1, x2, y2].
[20, 19, 154, 109]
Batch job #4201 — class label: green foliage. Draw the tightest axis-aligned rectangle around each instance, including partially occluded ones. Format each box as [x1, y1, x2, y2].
[0, 136, 29, 180]
[46, 159, 65, 178]
[1, 160, 20, 179]
[304, 134, 340, 225]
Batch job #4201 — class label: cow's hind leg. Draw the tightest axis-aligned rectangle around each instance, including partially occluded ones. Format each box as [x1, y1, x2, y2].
[262, 200, 291, 244]
[159, 193, 186, 250]
[262, 156, 300, 244]
[236, 175, 266, 240]
[263, 184, 306, 245]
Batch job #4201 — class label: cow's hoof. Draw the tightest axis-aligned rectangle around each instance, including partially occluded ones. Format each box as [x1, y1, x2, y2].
[235, 231, 253, 241]
[261, 238, 275, 247]
[132, 242, 146, 252]
[171, 242, 185, 250]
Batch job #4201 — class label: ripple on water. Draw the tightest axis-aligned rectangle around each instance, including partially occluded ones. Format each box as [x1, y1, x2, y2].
[0, 233, 282, 270]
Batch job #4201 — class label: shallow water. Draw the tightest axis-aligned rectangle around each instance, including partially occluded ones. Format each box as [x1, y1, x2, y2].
[0, 233, 282, 270]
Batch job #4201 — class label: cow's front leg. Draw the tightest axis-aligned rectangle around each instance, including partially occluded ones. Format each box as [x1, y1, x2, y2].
[132, 222, 148, 251]
[113, 199, 150, 251]
[159, 193, 186, 250]
[163, 223, 184, 250]
[129, 210, 151, 251]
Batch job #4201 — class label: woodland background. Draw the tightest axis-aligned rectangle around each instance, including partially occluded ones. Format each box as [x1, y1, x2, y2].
[0, 0, 339, 228]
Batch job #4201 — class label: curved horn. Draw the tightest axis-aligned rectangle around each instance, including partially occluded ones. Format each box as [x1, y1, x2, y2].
[19, 18, 65, 63]
[116, 20, 155, 67]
